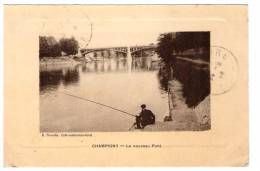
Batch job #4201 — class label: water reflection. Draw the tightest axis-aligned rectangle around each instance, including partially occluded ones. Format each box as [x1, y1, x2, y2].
[157, 63, 171, 92]
[132, 57, 158, 71]
[40, 56, 209, 109]
[175, 60, 210, 107]
[158, 59, 210, 107]
[62, 69, 80, 86]
[40, 56, 168, 132]
[40, 66, 80, 92]
[40, 57, 159, 92]
[40, 70, 62, 92]
[81, 58, 129, 73]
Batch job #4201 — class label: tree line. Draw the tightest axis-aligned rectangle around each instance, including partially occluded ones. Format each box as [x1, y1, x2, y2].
[156, 32, 210, 108]
[156, 32, 210, 64]
[39, 36, 79, 58]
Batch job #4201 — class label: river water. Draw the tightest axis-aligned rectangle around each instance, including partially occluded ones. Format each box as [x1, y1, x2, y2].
[40, 57, 169, 132]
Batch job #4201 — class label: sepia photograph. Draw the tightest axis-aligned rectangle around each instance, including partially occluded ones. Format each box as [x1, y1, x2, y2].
[4, 4, 250, 167]
[39, 8, 210, 132]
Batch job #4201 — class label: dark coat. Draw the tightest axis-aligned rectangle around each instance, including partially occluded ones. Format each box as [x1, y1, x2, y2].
[139, 109, 155, 126]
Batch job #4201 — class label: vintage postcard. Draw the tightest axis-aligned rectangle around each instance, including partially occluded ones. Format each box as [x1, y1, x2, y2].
[4, 5, 248, 166]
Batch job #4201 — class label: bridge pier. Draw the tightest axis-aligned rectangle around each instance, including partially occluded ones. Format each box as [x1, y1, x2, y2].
[127, 46, 132, 72]
[81, 45, 157, 61]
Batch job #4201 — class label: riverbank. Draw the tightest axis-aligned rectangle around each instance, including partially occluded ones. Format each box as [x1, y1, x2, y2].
[40, 56, 80, 65]
[142, 80, 210, 131]
[40, 57, 81, 71]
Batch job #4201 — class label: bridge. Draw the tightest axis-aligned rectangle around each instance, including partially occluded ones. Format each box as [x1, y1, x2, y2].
[80, 44, 157, 57]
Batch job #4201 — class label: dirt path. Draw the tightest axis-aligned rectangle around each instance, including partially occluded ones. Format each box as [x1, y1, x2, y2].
[142, 80, 210, 131]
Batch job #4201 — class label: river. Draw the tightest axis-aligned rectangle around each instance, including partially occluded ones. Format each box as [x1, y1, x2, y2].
[40, 56, 169, 132]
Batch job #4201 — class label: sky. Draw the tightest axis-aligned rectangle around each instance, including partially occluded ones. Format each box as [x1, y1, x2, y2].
[39, 6, 184, 48]
[38, 5, 215, 49]
[40, 17, 175, 48]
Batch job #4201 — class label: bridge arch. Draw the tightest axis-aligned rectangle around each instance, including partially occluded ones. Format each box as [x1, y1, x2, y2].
[131, 46, 156, 56]
[82, 49, 127, 58]
[80, 45, 157, 57]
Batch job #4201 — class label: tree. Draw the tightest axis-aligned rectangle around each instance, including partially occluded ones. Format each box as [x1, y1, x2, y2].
[39, 36, 61, 58]
[156, 33, 176, 65]
[59, 37, 79, 55]
[174, 32, 210, 61]
[156, 33, 177, 80]
[174, 32, 209, 50]
[39, 36, 49, 58]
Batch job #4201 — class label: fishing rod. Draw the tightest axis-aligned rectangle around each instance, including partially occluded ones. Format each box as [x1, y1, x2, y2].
[60, 92, 136, 117]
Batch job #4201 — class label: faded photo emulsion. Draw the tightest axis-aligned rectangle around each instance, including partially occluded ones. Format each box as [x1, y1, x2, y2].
[40, 29, 210, 132]
[5, 5, 248, 167]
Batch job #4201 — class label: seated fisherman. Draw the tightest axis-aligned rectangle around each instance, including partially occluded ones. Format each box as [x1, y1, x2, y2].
[135, 104, 155, 129]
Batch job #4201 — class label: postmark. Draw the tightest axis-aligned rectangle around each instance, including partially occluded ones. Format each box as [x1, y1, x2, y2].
[210, 46, 239, 95]
[40, 6, 93, 48]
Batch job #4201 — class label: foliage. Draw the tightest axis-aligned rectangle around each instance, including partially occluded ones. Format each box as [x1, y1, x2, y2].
[39, 36, 79, 58]
[156, 32, 210, 63]
[39, 36, 61, 58]
[174, 32, 210, 52]
[59, 37, 79, 55]
[156, 32, 210, 107]
[156, 33, 176, 65]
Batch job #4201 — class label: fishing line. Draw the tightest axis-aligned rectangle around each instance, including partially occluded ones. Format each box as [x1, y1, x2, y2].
[59, 91, 136, 118]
